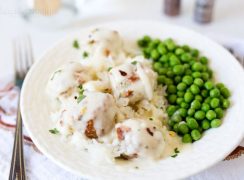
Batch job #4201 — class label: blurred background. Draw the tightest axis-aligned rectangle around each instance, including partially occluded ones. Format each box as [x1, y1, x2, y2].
[0, 0, 244, 80]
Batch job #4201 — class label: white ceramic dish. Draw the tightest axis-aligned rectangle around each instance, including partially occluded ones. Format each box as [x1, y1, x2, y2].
[21, 20, 244, 180]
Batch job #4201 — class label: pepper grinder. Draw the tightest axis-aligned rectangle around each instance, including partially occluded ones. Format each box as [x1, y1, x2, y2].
[194, 0, 215, 24]
[164, 0, 181, 16]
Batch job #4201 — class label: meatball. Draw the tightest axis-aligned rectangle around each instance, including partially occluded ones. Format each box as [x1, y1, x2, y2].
[80, 92, 116, 138]
[112, 119, 165, 160]
[109, 61, 156, 104]
[47, 62, 92, 99]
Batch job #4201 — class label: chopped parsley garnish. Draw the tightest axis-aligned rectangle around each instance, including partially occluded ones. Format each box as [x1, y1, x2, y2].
[83, 51, 89, 58]
[131, 61, 137, 65]
[49, 128, 59, 134]
[77, 85, 86, 103]
[149, 117, 153, 121]
[107, 67, 112, 72]
[51, 70, 62, 80]
[171, 147, 180, 158]
[73, 40, 80, 49]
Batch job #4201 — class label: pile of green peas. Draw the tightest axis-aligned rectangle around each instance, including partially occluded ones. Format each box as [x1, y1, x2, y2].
[138, 36, 231, 143]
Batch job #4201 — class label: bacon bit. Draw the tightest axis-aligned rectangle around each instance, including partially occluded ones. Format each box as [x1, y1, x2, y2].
[169, 131, 176, 137]
[128, 75, 139, 82]
[119, 70, 127, 76]
[124, 90, 133, 97]
[116, 153, 138, 160]
[85, 120, 98, 139]
[116, 127, 124, 140]
[146, 128, 154, 136]
[88, 40, 95, 44]
[104, 88, 112, 93]
[104, 49, 111, 57]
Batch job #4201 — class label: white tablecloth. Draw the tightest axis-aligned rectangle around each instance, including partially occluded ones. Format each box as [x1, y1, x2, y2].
[0, 0, 244, 179]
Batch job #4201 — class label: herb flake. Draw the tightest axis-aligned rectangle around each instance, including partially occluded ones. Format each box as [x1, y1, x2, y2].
[149, 117, 153, 121]
[73, 40, 80, 49]
[83, 51, 89, 58]
[131, 61, 137, 65]
[49, 128, 59, 134]
[107, 67, 112, 72]
[77, 85, 86, 103]
[171, 147, 180, 158]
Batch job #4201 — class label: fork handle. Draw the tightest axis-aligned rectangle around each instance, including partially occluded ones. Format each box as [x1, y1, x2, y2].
[9, 105, 26, 180]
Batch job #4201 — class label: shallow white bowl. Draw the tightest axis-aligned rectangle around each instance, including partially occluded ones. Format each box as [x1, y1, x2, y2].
[21, 20, 244, 180]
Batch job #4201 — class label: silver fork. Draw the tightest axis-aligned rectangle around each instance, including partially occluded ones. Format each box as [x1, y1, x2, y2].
[9, 36, 34, 180]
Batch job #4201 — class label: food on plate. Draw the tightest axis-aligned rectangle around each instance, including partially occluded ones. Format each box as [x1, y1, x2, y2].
[46, 29, 230, 166]
[137, 36, 231, 143]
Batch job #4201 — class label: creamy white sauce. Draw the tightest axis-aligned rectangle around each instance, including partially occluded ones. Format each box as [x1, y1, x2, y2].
[47, 29, 185, 168]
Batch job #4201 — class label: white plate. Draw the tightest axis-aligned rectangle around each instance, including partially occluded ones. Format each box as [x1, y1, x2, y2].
[21, 20, 244, 180]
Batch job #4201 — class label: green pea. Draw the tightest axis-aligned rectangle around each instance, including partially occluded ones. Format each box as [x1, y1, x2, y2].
[166, 41, 176, 51]
[182, 45, 190, 52]
[206, 110, 216, 120]
[157, 75, 166, 84]
[176, 97, 184, 105]
[173, 123, 179, 132]
[174, 76, 182, 84]
[182, 75, 193, 85]
[210, 98, 220, 108]
[191, 129, 202, 141]
[168, 94, 177, 104]
[191, 49, 199, 57]
[153, 62, 163, 71]
[185, 69, 192, 75]
[204, 97, 212, 104]
[177, 91, 185, 97]
[166, 70, 174, 78]
[173, 65, 185, 75]
[150, 49, 160, 60]
[200, 56, 208, 64]
[175, 48, 184, 55]
[222, 99, 230, 109]
[157, 44, 167, 55]
[192, 72, 202, 78]
[211, 119, 222, 128]
[216, 83, 225, 89]
[204, 81, 214, 90]
[178, 108, 187, 117]
[195, 95, 203, 102]
[201, 103, 210, 112]
[168, 119, 175, 127]
[210, 88, 220, 98]
[188, 108, 195, 116]
[201, 120, 210, 130]
[201, 72, 209, 81]
[184, 92, 194, 103]
[167, 105, 178, 116]
[220, 87, 231, 98]
[191, 100, 201, 110]
[181, 102, 190, 109]
[178, 123, 189, 134]
[159, 55, 169, 63]
[190, 84, 200, 95]
[177, 82, 187, 91]
[165, 78, 174, 86]
[181, 53, 191, 62]
[169, 55, 181, 66]
[158, 67, 168, 75]
[186, 118, 199, 129]
[194, 110, 205, 120]
[215, 108, 224, 118]
[192, 62, 203, 72]
[207, 69, 213, 78]
[167, 85, 177, 94]
[202, 65, 208, 72]
[194, 78, 204, 87]
[142, 48, 150, 58]
[171, 114, 182, 123]
[201, 89, 209, 98]
[182, 134, 192, 143]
